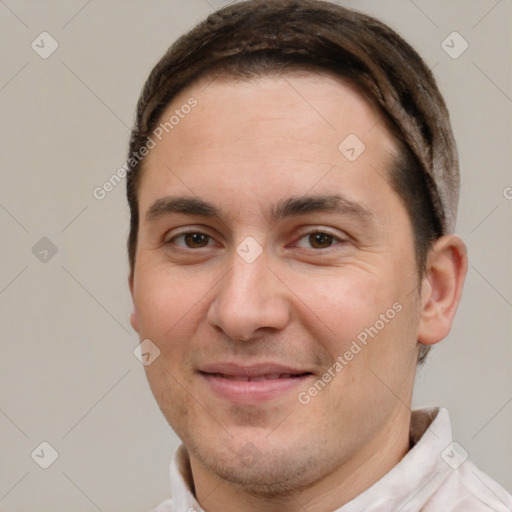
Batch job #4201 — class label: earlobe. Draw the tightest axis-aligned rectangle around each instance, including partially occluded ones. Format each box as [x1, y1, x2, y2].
[417, 235, 468, 346]
[130, 309, 139, 333]
[128, 272, 139, 333]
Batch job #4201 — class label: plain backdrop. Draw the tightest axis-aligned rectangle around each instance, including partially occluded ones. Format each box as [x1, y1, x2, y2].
[1, 1, 511, 511]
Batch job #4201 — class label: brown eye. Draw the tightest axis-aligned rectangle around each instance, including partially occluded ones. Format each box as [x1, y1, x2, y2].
[183, 233, 210, 248]
[308, 232, 334, 249]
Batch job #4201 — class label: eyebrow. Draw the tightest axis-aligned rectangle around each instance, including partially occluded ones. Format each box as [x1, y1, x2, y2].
[146, 196, 220, 221]
[271, 194, 373, 224]
[145, 194, 374, 225]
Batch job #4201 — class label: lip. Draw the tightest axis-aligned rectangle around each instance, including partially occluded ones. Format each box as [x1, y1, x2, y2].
[199, 362, 314, 404]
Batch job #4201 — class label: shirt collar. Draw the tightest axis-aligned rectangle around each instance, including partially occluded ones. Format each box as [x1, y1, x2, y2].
[338, 407, 453, 511]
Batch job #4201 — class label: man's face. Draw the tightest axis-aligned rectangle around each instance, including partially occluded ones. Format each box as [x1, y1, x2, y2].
[130, 73, 423, 493]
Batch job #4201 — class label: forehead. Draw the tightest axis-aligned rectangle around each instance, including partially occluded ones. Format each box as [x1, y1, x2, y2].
[161, 72, 393, 154]
[138, 72, 401, 220]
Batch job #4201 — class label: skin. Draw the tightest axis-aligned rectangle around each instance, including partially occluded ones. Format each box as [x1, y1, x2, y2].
[129, 73, 467, 512]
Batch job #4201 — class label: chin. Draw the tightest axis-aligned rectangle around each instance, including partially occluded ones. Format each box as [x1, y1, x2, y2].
[189, 437, 328, 498]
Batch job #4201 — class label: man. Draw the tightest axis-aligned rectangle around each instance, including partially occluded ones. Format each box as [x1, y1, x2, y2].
[126, 0, 512, 510]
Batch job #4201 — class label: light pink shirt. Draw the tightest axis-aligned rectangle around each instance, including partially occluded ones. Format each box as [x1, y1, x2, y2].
[150, 408, 512, 511]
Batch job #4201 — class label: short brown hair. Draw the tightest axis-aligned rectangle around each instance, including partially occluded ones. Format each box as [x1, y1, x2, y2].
[126, 0, 460, 364]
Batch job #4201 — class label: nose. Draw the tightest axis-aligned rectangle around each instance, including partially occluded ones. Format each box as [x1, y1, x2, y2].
[206, 250, 290, 342]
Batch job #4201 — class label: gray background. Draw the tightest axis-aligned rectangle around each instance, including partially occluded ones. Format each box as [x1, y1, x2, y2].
[0, 1, 511, 511]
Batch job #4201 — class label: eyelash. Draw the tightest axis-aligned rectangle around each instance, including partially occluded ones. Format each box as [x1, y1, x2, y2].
[165, 228, 346, 251]
[292, 229, 345, 250]
[166, 230, 219, 249]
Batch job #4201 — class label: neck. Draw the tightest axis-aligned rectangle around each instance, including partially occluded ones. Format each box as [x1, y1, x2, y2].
[190, 407, 411, 512]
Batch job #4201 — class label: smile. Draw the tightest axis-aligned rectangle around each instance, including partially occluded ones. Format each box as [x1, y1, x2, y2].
[198, 363, 313, 404]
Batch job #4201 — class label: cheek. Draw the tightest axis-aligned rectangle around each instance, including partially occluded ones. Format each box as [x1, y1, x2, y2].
[133, 262, 207, 345]
[296, 269, 394, 351]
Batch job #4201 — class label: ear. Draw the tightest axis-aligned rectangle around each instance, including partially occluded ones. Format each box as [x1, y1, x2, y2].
[128, 271, 139, 333]
[417, 234, 468, 346]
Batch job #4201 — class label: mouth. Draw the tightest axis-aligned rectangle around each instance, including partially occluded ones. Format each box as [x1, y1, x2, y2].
[203, 372, 311, 381]
[198, 363, 314, 403]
